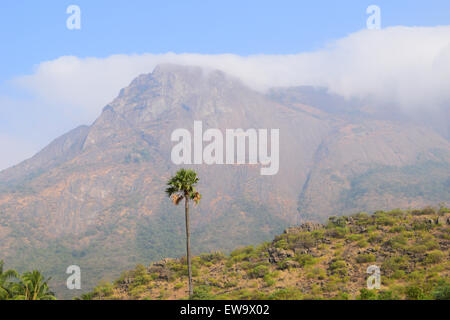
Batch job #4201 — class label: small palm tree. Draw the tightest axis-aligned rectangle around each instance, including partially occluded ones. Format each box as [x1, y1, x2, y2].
[0, 260, 19, 300]
[166, 169, 201, 297]
[14, 270, 56, 300]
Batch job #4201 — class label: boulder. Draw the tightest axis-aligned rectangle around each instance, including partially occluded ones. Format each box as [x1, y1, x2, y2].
[437, 214, 450, 225]
[268, 247, 295, 263]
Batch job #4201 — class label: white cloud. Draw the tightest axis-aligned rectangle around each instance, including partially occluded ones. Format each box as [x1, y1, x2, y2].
[1, 25, 449, 171]
[12, 26, 450, 122]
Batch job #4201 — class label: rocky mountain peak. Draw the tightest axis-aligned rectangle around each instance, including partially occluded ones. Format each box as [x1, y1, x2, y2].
[103, 64, 256, 124]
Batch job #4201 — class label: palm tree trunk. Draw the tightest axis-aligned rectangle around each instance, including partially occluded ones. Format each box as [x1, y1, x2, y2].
[185, 195, 193, 297]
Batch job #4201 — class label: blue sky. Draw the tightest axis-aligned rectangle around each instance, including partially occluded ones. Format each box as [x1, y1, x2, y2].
[1, 0, 450, 82]
[0, 0, 450, 170]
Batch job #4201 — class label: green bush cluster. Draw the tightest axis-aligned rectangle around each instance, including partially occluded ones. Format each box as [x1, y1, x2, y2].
[424, 250, 445, 265]
[355, 253, 376, 264]
[328, 259, 348, 277]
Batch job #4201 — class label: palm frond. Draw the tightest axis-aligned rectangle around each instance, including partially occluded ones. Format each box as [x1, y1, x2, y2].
[171, 194, 184, 205]
[192, 192, 202, 205]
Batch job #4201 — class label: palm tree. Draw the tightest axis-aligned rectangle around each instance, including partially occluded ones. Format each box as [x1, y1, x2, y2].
[14, 270, 56, 300]
[0, 260, 19, 300]
[166, 169, 201, 297]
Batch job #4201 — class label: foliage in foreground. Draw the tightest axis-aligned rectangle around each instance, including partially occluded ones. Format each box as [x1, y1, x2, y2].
[0, 261, 56, 300]
[83, 206, 450, 300]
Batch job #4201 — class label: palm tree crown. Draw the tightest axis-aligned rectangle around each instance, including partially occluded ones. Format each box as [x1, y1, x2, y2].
[165, 168, 201, 205]
[14, 270, 56, 300]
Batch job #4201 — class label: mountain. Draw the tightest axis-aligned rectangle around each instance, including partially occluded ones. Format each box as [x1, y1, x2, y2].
[0, 64, 449, 298]
[82, 207, 450, 300]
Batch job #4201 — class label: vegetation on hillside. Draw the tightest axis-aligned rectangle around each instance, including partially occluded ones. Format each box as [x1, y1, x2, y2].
[81, 207, 450, 300]
[0, 261, 56, 300]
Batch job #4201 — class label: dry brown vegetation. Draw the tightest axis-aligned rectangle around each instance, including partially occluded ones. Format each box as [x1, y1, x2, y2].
[83, 207, 450, 300]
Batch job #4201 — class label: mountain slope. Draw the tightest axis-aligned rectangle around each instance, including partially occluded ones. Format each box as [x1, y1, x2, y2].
[0, 64, 449, 298]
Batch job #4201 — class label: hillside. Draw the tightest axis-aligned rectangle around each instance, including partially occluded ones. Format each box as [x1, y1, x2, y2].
[84, 207, 450, 300]
[0, 64, 449, 298]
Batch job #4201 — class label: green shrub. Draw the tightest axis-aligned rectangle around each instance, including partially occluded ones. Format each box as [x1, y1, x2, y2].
[423, 239, 439, 250]
[326, 227, 349, 238]
[358, 288, 377, 300]
[378, 290, 397, 300]
[382, 256, 409, 274]
[174, 282, 184, 290]
[80, 292, 94, 300]
[328, 259, 348, 276]
[355, 253, 376, 264]
[295, 254, 317, 267]
[292, 232, 316, 249]
[374, 215, 396, 226]
[407, 244, 427, 254]
[351, 212, 370, 224]
[263, 274, 276, 287]
[385, 235, 407, 249]
[412, 221, 432, 231]
[438, 206, 450, 215]
[411, 207, 436, 216]
[268, 288, 303, 300]
[390, 225, 406, 233]
[235, 289, 267, 300]
[407, 270, 424, 281]
[247, 264, 270, 279]
[328, 216, 348, 228]
[93, 281, 114, 297]
[199, 252, 226, 264]
[223, 280, 238, 288]
[191, 285, 214, 300]
[230, 246, 256, 262]
[392, 270, 406, 280]
[357, 239, 369, 248]
[274, 239, 289, 250]
[424, 250, 445, 265]
[347, 234, 363, 242]
[130, 285, 146, 298]
[312, 230, 325, 240]
[172, 264, 199, 278]
[334, 292, 350, 300]
[368, 232, 383, 244]
[307, 267, 327, 280]
[405, 286, 425, 300]
[131, 264, 152, 287]
[432, 281, 450, 300]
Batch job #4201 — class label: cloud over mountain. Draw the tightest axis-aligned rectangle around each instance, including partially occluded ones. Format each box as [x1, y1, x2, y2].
[14, 26, 450, 121]
[1, 25, 449, 171]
